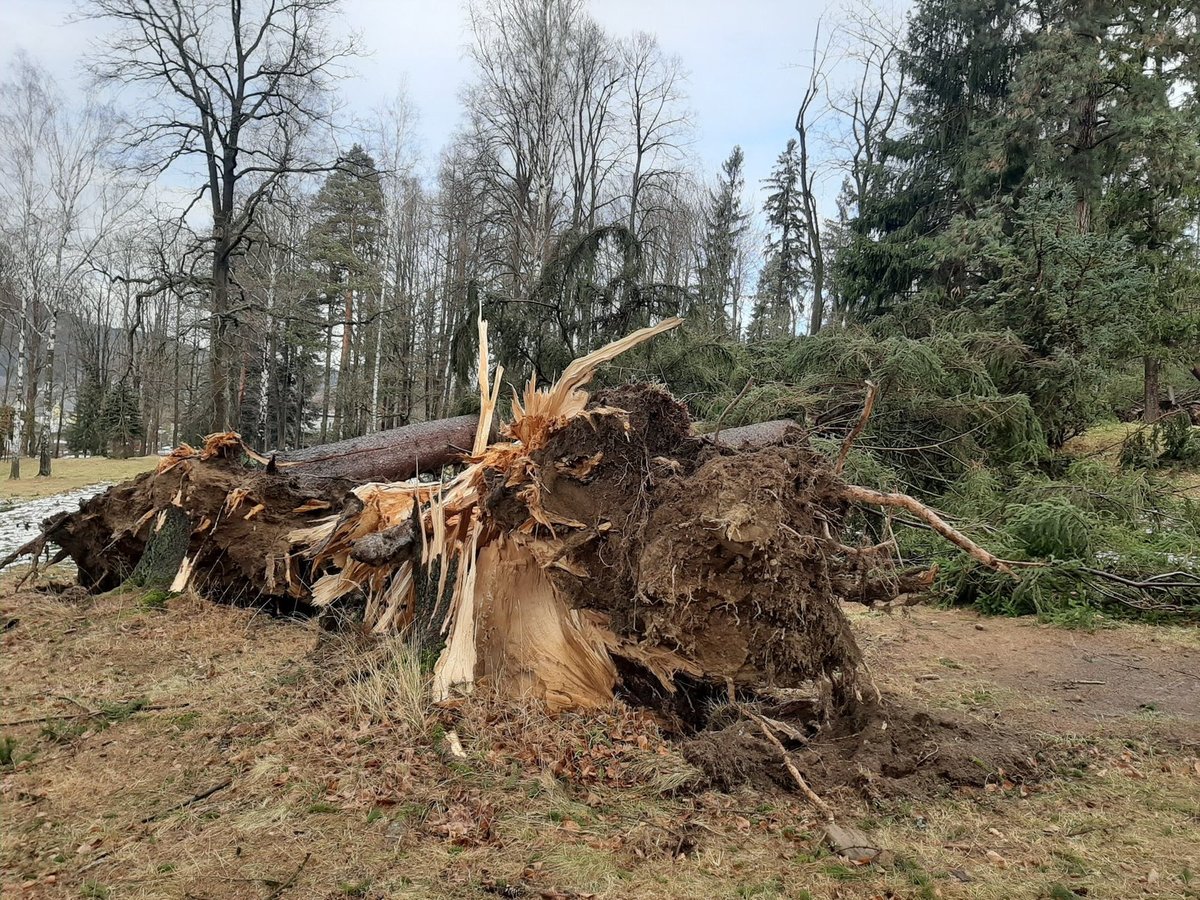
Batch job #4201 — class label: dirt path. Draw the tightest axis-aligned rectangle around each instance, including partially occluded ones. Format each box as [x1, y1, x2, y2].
[2, 585, 1197, 899]
[853, 606, 1200, 731]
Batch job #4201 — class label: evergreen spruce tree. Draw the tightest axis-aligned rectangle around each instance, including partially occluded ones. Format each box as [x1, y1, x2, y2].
[69, 367, 107, 456]
[99, 379, 143, 459]
[834, 0, 1199, 439]
[753, 139, 806, 338]
[697, 146, 749, 336]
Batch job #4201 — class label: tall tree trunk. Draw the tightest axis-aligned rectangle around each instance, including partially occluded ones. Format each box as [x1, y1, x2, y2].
[334, 288, 353, 441]
[371, 297, 384, 434]
[172, 298, 182, 447]
[210, 229, 233, 430]
[320, 319, 333, 443]
[55, 377, 67, 459]
[1074, 86, 1097, 234]
[9, 310, 28, 479]
[1144, 356, 1160, 424]
[809, 256, 825, 335]
[257, 250, 278, 445]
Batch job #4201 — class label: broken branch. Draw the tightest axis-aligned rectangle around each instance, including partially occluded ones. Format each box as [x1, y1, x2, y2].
[842, 485, 1018, 578]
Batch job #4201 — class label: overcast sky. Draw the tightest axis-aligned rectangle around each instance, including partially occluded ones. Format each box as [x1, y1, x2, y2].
[0, 0, 897, 209]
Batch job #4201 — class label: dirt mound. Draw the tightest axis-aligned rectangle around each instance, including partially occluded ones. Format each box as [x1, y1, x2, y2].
[681, 695, 1044, 799]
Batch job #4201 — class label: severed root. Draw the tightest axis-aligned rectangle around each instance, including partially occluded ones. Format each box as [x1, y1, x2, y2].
[842, 485, 1017, 579]
[741, 706, 833, 821]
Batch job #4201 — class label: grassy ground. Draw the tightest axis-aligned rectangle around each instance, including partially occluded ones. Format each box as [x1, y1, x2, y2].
[1, 574, 1197, 899]
[1063, 420, 1200, 499]
[0, 457, 158, 502]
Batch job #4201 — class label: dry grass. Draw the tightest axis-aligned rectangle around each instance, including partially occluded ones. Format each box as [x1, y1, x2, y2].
[0, 456, 158, 501]
[2, 574, 1199, 899]
[343, 635, 432, 736]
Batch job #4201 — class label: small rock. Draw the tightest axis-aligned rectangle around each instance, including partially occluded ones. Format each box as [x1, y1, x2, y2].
[386, 819, 407, 840]
[985, 849, 1007, 868]
[824, 823, 885, 865]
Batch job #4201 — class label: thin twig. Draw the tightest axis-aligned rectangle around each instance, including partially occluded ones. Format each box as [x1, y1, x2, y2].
[0, 702, 191, 728]
[741, 707, 833, 821]
[141, 778, 232, 824]
[266, 851, 312, 899]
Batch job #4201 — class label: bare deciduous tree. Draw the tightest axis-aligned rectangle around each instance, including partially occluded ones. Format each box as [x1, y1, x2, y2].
[0, 54, 118, 478]
[87, 0, 357, 431]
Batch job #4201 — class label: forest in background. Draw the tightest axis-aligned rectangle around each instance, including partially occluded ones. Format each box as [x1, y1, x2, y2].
[1, 0, 1199, 618]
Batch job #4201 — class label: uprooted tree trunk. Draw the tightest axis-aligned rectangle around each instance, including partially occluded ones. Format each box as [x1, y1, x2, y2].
[4, 318, 1013, 728]
[275, 414, 490, 483]
[0, 416, 492, 605]
[291, 319, 1012, 724]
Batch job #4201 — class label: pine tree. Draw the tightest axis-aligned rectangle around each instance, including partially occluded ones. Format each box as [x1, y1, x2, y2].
[307, 144, 386, 441]
[697, 146, 749, 336]
[752, 139, 806, 338]
[69, 367, 107, 456]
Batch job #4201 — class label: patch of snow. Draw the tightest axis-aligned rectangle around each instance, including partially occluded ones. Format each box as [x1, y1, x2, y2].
[0, 484, 112, 559]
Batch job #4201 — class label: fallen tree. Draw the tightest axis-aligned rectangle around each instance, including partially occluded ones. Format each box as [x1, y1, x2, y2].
[3, 318, 1015, 725]
[274, 414, 490, 483]
[0, 416, 490, 604]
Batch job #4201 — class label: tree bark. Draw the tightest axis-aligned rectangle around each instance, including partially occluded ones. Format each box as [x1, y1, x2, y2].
[277, 414, 492, 483]
[709, 419, 798, 451]
[210, 226, 233, 431]
[128, 506, 191, 588]
[8, 308, 28, 480]
[1144, 356, 1160, 424]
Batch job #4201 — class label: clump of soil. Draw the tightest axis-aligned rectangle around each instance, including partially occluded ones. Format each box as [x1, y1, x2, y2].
[680, 695, 1044, 798]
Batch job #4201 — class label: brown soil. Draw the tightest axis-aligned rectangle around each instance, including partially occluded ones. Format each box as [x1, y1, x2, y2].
[856, 604, 1200, 734]
[683, 605, 1200, 801]
[682, 700, 1043, 800]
